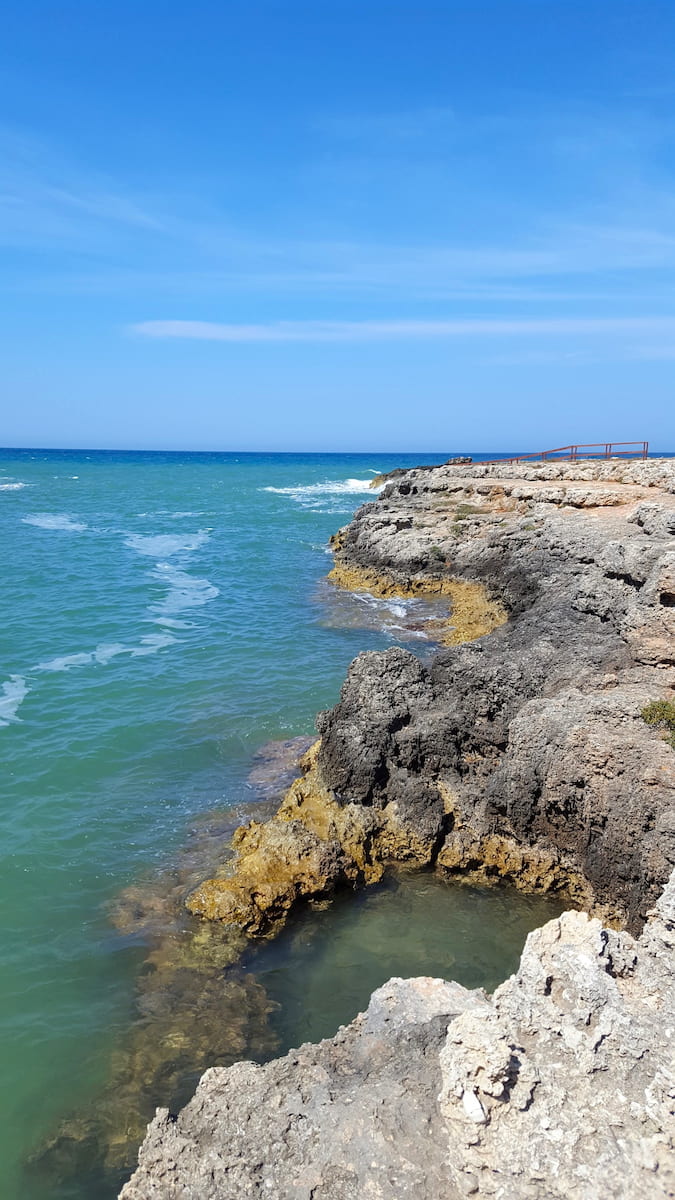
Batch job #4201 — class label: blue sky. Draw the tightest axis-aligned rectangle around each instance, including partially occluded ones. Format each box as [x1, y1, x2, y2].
[2, 1, 674, 451]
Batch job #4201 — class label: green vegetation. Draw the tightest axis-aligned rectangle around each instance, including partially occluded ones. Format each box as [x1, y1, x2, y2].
[454, 502, 483, 519]
[641, 700, 675, 749]
[429, 545, 445, 561]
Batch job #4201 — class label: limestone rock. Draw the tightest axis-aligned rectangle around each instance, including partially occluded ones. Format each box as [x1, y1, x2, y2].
[438, 882, 675, 1198]
[120, 976, 482, 1199]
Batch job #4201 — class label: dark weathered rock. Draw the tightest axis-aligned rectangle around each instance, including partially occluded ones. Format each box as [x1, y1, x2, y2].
[184, 457, 675, 952]
[317, 459, 675, 928]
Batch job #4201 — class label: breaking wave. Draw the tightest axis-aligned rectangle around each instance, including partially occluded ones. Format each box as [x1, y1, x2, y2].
[264, 477, 381, 497]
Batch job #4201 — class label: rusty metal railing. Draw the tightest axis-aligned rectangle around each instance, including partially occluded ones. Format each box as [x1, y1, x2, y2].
[483, 441, 649, 465]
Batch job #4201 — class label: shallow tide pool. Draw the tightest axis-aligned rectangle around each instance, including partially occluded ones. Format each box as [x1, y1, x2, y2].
[250, 871, 567, 1052]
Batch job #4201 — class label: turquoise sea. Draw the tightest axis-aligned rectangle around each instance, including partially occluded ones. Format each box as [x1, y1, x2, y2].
[1, 449, 568, 1199]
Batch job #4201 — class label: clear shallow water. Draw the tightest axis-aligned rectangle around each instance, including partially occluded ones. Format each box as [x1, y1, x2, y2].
[0, 448, 552, 1199]
[249, 872, 566, 1051]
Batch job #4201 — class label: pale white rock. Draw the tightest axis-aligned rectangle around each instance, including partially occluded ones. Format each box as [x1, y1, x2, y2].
[462, 1089, 488, 1124]
[438, 884, 675, 1198]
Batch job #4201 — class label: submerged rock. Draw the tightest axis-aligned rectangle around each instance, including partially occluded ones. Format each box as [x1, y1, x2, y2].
[30, 740, 317, 1192]
[121, 975, 481, 1199]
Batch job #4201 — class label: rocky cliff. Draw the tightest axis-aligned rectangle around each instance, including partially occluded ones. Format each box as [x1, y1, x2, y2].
[121, 458, 675, 1197]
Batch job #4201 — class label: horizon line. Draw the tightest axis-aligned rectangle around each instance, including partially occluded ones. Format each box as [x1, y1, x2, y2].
[2, 444, 668, 456]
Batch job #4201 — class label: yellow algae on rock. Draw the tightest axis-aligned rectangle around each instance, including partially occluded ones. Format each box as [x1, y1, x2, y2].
[185, 740, 447, 936]
[185, 815, 348, 934]
[326, 561, 507, 645]
[435, 781, 619, 921]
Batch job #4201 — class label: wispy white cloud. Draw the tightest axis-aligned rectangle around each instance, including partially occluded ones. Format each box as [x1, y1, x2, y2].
[132, 316, 675, 343]
[42, 185, 162, 230]
[3, 107, 675, 313]
[0, 125, 165, 248]
[8, 222, 675, 305]
[14, 266, 635, 304]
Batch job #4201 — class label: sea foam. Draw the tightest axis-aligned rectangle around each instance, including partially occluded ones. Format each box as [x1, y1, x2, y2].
[36, 633, 178, 673]
[22, 514, 87, 532]
[150, 563, 220, 624]
[0, 676, 29, 725]
[263, 478, 382, 498]
[262, 478, 383, 513]
[93, 643, 129, 665]
[0, 481, 27, 491]
[37, 651, 95, 672]
[124, 531, 210, 557]
[129, 632, 177, 656]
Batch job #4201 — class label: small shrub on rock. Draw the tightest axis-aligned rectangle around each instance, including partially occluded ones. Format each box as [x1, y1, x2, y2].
[641, 700, 675, 749]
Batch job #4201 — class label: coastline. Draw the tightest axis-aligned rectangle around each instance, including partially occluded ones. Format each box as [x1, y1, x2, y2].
[122, 457, 675, 1197]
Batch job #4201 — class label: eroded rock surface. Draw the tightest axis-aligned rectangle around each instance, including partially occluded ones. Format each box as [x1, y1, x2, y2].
[439, 877, 675, 1198]
[318, 458, 675, 928]
[121, 875, 675, 1199]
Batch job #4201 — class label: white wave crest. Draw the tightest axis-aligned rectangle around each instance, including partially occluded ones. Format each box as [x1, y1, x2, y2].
[22, 513, 87, 531]
[124, 531, 210, 556]
[263, 477, 382, 499]
[0, 675, 29, 725]
[0, 481, 27, 491]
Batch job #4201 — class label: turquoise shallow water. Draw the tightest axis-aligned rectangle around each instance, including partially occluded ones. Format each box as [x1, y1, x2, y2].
[0, 449, 561, 1199]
